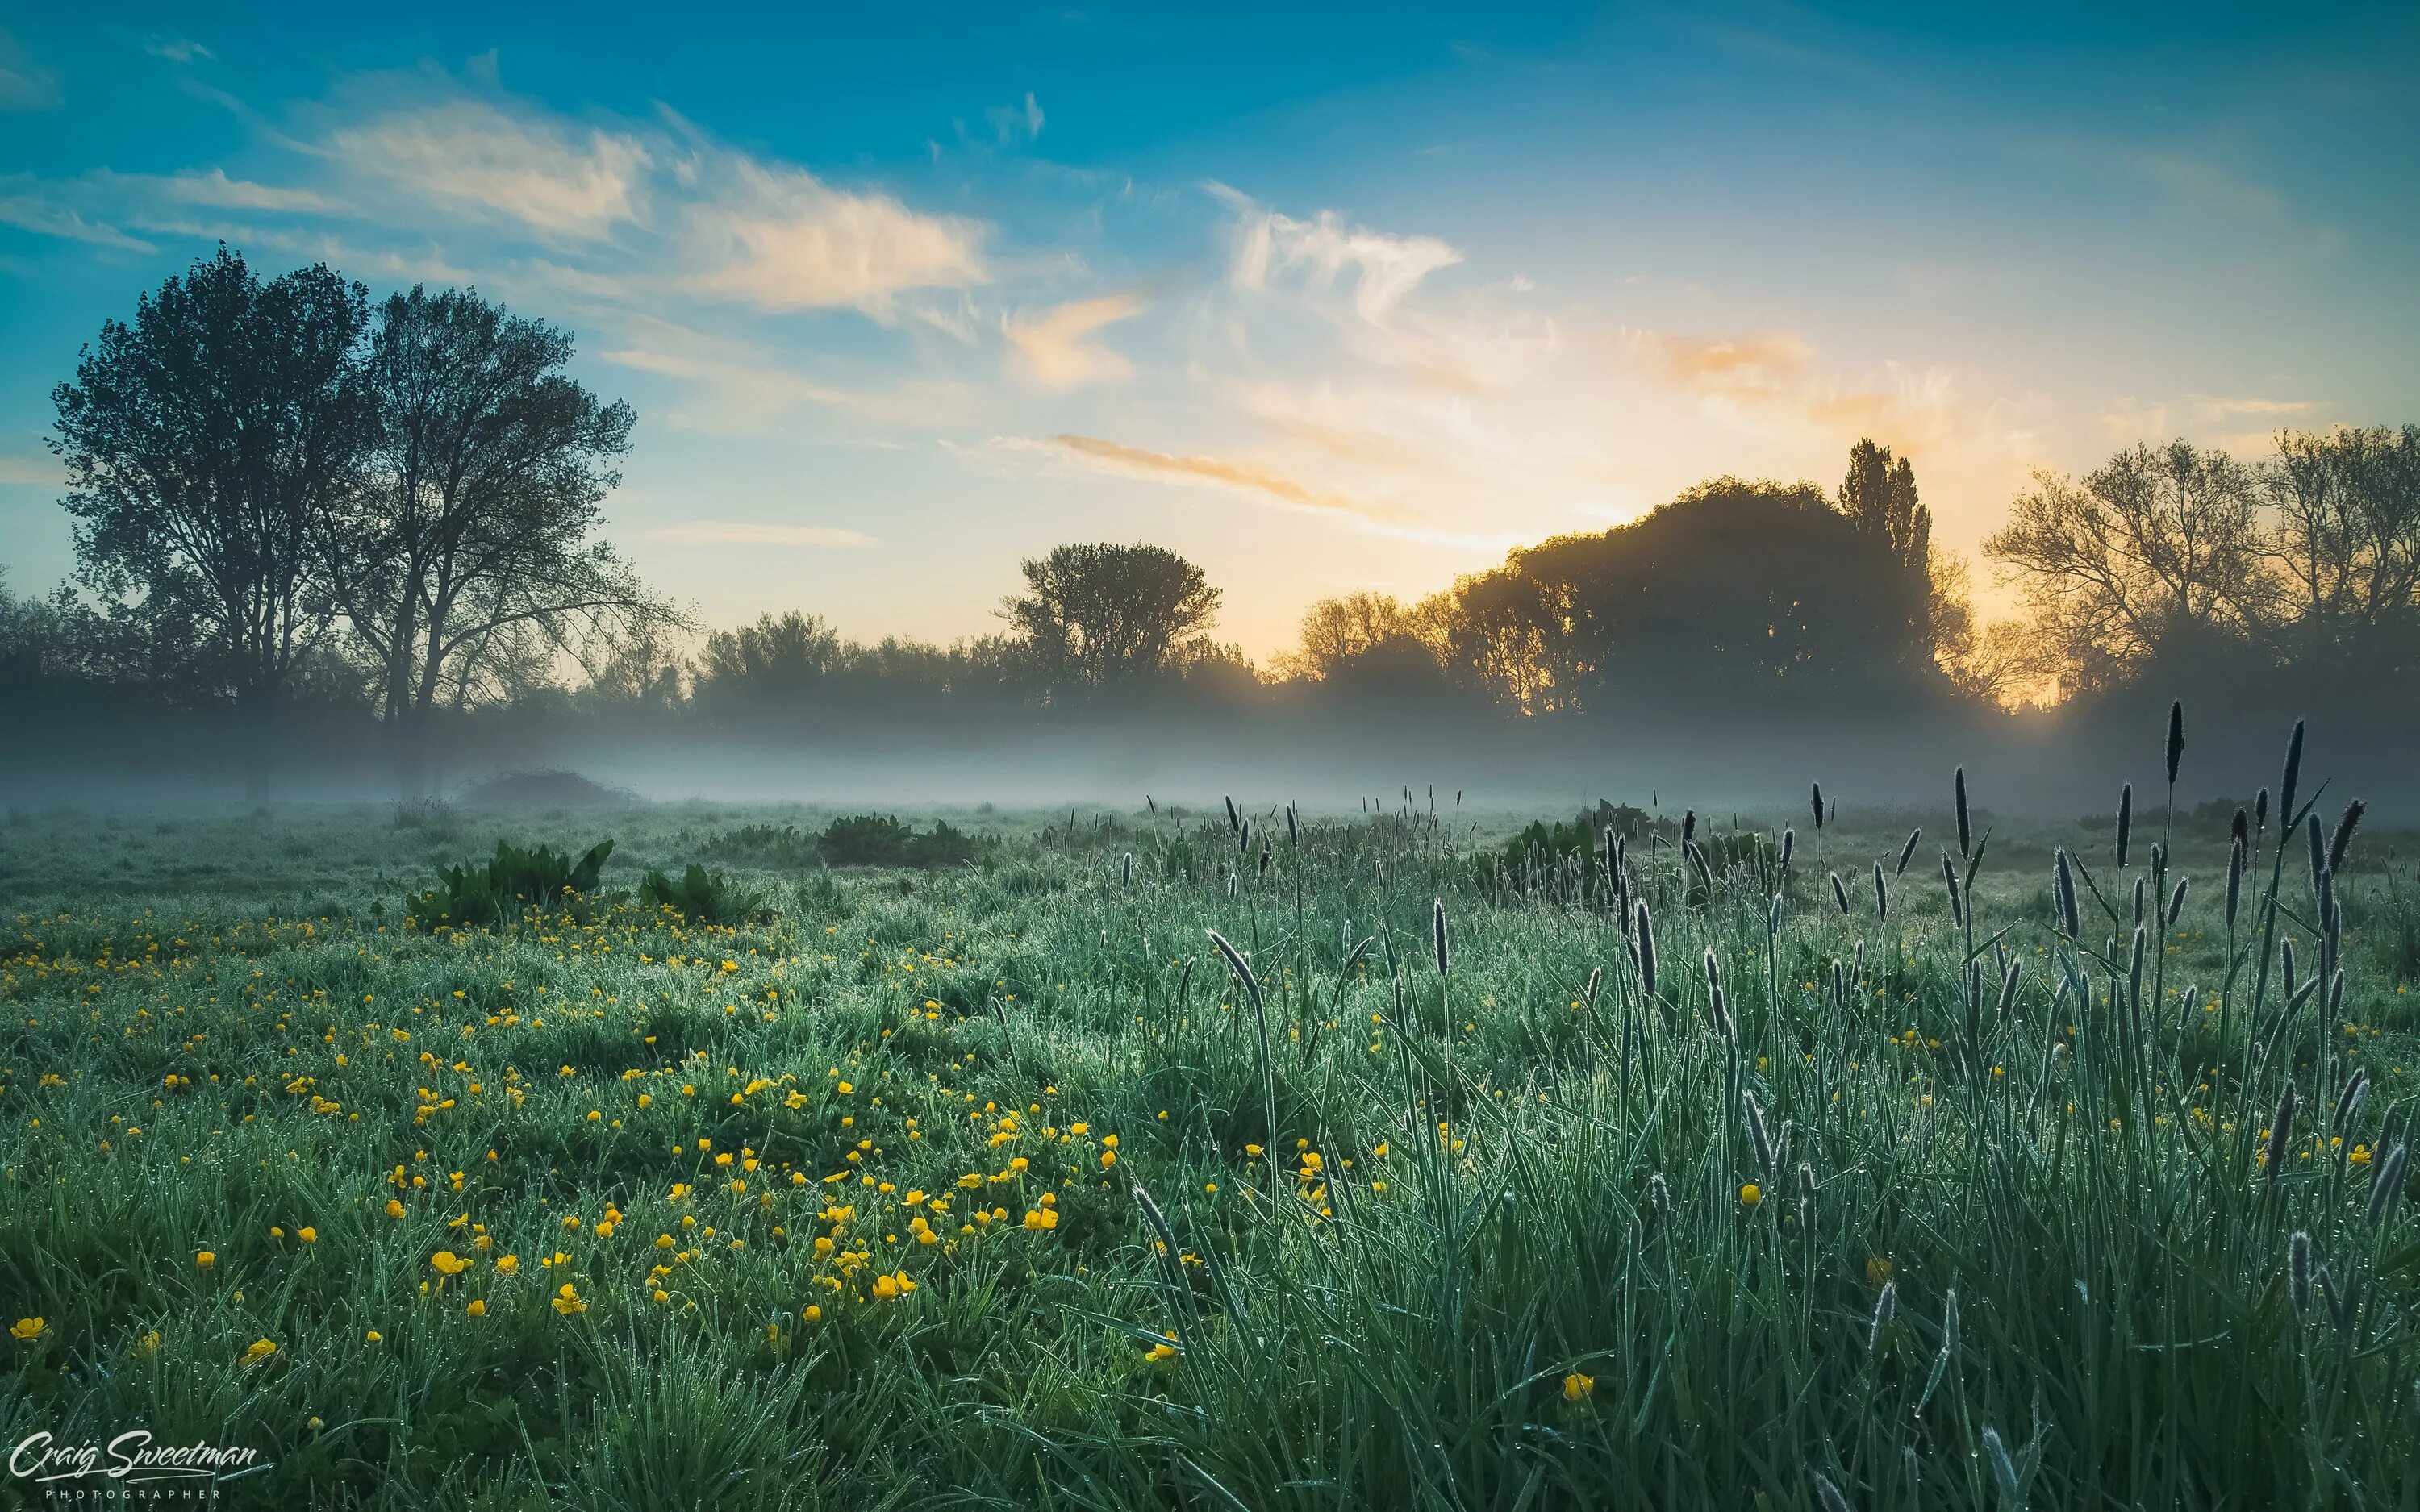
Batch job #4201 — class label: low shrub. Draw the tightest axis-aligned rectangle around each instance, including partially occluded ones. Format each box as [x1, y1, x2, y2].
[637, 862, 768, 924]
[819, 814, 984, 868]
[406, 839, 615, 928]
[700, 822, 820, 867]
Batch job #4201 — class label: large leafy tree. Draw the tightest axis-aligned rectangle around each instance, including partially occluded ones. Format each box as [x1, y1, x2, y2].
[49, 247, 376, 740]
[323, 285, 671, 793]
[1433, 478, 1929, 714]
[999, 542, 1221, 688]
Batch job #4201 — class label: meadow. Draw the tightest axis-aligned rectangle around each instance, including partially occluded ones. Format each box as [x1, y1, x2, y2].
[4, 720, 2420, 1510]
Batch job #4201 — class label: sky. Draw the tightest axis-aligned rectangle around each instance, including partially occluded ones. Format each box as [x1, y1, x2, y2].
[2, 2, 2415, 659]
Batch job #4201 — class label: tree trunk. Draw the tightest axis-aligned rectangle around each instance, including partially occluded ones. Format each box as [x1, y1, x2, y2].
[392, 710, 436, 802]
[240, 685, 277, 805]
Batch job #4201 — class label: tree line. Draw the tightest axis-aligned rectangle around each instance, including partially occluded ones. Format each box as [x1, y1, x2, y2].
[7, 246, 2420, 793]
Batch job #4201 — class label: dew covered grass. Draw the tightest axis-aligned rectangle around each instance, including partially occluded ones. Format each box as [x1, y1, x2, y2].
[4, 740, 2420, 1510]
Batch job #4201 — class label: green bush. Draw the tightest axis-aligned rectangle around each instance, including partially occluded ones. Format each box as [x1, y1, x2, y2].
[700, 822, 820, 867]
[818, 814, 983, 868]
[636, 862, 767, 924]
[405, 839, 615, 928]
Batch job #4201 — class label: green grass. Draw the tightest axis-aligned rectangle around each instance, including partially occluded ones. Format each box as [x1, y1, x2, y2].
[3, 769, 2418, 1510]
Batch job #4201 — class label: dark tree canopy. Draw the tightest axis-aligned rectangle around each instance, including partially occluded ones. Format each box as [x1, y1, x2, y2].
[326, 285, 664, 791]
[1000, 542, 1222, 688]
[49, 246, 376, 714]
[1435, 477, 1938, 712]
[1838, 438, 1934, 667]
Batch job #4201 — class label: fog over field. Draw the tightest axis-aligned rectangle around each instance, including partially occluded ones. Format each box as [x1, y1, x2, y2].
[6, 7, 2420, 1509]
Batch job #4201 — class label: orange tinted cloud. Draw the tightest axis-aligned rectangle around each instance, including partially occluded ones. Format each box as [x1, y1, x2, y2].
[1048, 434, 1381, 519]
[1628, 331, 1813, 397]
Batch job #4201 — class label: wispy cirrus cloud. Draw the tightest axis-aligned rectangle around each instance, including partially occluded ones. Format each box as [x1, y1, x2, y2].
[0, 186, 151, 249]
[1628, 331, 1814, 396]
[1002, 291, 1144, 389]
[1016, 432, 1518, 552]
[140, 35, 214, 64]
[0, 27, 61, 110]
[327, 98, 649, 241]
[1624, 327, 1968, 449]
[1045, 432, 1378, 519]
[983, 91, 1045, 144]
[671, 142, 987, 314]
[1214, 183, 1461, 327]
[312, 83, 991, 314]
[0, 165, 353, 255]
[94, 166, 351, 216]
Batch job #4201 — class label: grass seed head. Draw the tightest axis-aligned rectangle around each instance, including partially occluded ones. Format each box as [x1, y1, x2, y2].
[1955, 766, 1971, 858]
[2226, 837, 2246, 928]
[2279, 719, 2306, 823]
[2329, 800, 2364, 873]
[1867, 1278, 1896, 1357]
[2053, 850, 2080, 939]
[2268, 1082, 2300, 1186]
[1635, 902, 1657, 998]
[2331, 1070, 2368, 1135]
[2368, 1145, 2408, 1227]
[1983, 1426, 2022, 1507]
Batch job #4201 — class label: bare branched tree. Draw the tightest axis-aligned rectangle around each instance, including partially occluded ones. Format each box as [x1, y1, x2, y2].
[1984, 439, 2266, 696]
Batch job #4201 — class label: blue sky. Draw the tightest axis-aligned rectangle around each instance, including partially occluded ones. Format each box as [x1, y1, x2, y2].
[2, 2, 2414, 655]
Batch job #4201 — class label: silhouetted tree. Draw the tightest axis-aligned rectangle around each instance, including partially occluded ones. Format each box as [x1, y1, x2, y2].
[1431, 477, 1934, 712]
[1276, 591, 1432, 681]
[1837, 438, 1934, 666]
[325, 285, 670, 794]
[693, 611, 847, 711]
[0, 568, 90, 687]
[2259, 424, 2420, 673]
[1000, 542, 1220, 689]
[1985, 439, 2264, 697]
[49, 247, 376, 788]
